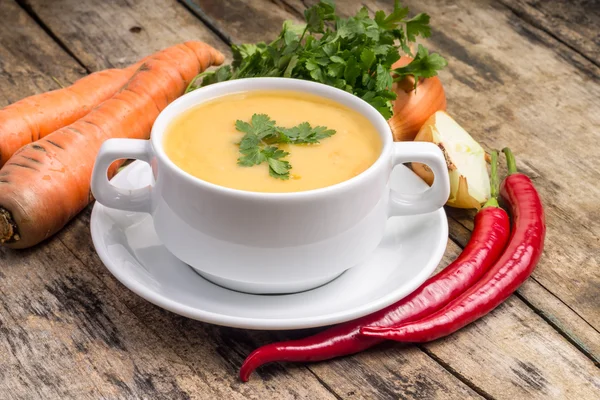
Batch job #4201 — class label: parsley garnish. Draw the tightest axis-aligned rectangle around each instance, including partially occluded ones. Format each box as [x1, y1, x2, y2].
[393, 44, 448, 88]
[235, 114, 336, 180]
[186, 1, 447, 119]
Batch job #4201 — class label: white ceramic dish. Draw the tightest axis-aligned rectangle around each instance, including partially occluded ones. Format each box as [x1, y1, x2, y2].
[90, 78, 450, 294]
[90, 161, 448, 330]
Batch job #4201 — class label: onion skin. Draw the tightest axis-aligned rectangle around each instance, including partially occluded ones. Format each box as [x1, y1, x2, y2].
[388, 57, 447, 142]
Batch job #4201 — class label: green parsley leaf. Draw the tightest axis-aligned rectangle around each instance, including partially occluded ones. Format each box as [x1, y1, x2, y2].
[375, 64, 393, 92]
[235, 114, 277, 140]
[393, 44, 448, 84]
[405, 13, 432, 41]
[360, 48, 376, 70]
[304, 0, 335, 33]
[327, 62, 345, 78]
[237, 134, 264, 166]
[185, 65, 232, 93]
[278, 122, 336, 144]
[282, 20, 307, 37]
[235, 114, 336, 179]
[376, 1, 409, 30]
[311, 126, 337, 141]
[374, 10, 386, 27]
[264, 147, 292, 179]
[268, 158, 291, 179]
[283, 55, 299, 77]
[232, 44, 262, 67]
[337, 18, 365, 38]
[344, 56, 361, 87]
[310, 67, 325, 82]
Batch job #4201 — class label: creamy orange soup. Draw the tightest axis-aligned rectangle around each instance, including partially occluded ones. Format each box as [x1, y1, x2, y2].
[164, 91, 382, 193]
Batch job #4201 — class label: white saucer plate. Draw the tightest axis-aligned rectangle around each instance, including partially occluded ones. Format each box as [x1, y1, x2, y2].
[90, 161, 448, 330]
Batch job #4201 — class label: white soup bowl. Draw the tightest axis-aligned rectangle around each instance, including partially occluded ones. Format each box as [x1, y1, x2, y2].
[91, 78, 450, 294]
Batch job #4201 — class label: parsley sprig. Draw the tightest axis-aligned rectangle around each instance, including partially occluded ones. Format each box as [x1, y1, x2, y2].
[186, 1, 447, 119]
[235, 114, 336, 179]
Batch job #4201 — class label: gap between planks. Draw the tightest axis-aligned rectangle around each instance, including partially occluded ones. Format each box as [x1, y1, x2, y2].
[14, 0, 91, 73]
[102, 0, 600, 393]
[3, 2, 348, 394]
[419, 346, 495, 400]
[171, 0, 600, 373]
[448, 219, 600, 368]
[3, 1, 343, 396]
[515, 284, 600, 367]
[306, 368, 345, 400]
[12, 0, 597, 393]
[177, 0, 234, 45]
[496, 0, 599, 70]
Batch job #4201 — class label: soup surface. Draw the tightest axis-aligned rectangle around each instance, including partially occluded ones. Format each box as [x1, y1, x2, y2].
[164, 90, 382, 193]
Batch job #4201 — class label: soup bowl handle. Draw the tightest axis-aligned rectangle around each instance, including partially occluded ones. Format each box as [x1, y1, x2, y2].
[91, 138, 153, 213]
[388, 142, 450, 216]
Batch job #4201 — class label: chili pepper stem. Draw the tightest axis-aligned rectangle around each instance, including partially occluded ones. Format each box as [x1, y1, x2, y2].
[502, 147, 518, 175]
[482, 150, 500, 209]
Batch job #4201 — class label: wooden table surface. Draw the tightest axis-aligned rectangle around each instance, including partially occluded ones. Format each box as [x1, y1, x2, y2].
[1, 0, 599, 398]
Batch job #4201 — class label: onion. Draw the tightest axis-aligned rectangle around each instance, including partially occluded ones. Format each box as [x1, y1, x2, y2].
[412, 111, 490, 209]
[388, 57, 447, 142]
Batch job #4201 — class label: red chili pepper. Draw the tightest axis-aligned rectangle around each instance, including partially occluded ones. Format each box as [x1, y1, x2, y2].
[360, 148, 545, 342]
[239, 152, 510, 382]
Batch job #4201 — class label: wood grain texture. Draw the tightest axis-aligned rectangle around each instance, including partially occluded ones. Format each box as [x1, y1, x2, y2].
[0, 0, 85, 106]
[0, 2, 328, 399]
[180, 0, 291, 44]
[423, 294, 600, 399]
[190, 0, 600, 397]
[409, 0, 600, 337]
[1, 217, 340, 399]
[2, 0, 600, 398]
[448, 215, 600, 366]
[0, 2, 490, 397]
[20, 0, 230, 71]
[498, 0, 600, 68]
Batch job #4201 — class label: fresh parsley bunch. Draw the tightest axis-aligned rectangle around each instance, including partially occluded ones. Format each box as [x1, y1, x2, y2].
[186, 0, 446, 119]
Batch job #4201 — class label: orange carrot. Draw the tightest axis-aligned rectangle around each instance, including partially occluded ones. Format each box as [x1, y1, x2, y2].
[0, 41, 224, 249]
[0, 62, 144, 167]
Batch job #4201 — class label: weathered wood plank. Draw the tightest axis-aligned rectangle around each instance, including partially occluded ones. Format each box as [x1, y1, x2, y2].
[423, 295, 600, 399]
[2, 223, 338, 399]
[188, 0, 600, 397]
[0, 0, 85, 106]
[411, 0, 600, 343]
[448, 216, 600, 366]
[302, 240, 485, 400]
[3, 0, 598, 398]
[179, 0, 291, 44]
[21, 0, 230, 71]
[498, 0, 600, 68]
[10, 1, 490, 396]
[0, 0, 487, 398]
[0, 2, 334, 398]
[1, 241, 201, 399]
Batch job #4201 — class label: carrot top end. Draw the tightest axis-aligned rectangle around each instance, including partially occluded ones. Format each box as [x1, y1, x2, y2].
[0, 207, 18, 244]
